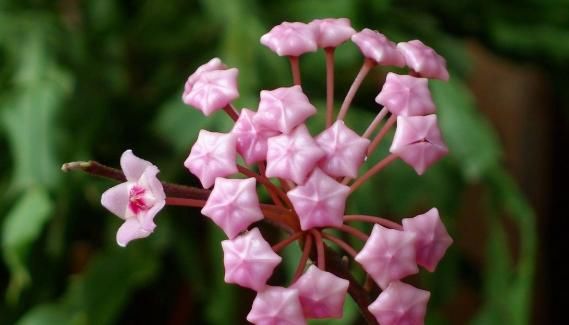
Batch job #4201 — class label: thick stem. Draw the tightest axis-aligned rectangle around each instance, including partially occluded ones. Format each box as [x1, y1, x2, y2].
[272, 232, 304, 253]
[289, 56, 301, 86]
[310, 229, 326, 270]
[350, 153, 398, 193]
[344, 214, 403, 230]
[337, 59, 374, 121]
[223, 104, 239, 122]
[362, 107, 388, 139]
[325, 48, 335, 127]
[367, 114, 396, 155]
[321, 233, 358, 259]
[334, 225, 369, 241]
[292, 234, 313, 283]
[166, 197, 206, 208]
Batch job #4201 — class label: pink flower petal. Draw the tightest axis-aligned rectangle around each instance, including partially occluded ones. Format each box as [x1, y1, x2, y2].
[182, 68, 239, 116]
[375, 72, 436, 116]
[247, 286, 306, 325]
[116, 215, 157, 247]
[101, 182, 131, 219]
[231, 109, 279, 164]
[310, 18, 356, 48]
[120, 149, 153, 182]
[368, 281, 430, 325]
[398, 40, 449, 81]
[184, 57, 227, 95]
[351, 29, 405, 67]
[260, 22, 318, 57]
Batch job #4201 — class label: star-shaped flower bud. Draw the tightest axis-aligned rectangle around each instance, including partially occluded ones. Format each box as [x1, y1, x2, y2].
[355, 224, 418, 289]
[398, 40, 449, 81]
[202, 178, 264, 239]
[184, 130, 238, 188]
[101, 150, 166, 247]
[260, 21, 318, 57]
[221, 228, 282, 291]
[351, 29, 405, 67]
[182, 67, 239, 116]
[309, 18, 356, 48]
[316, 120, 370, 178]
[183, 57, 227, 95]
[368, 281, 430, 325]
[291, 265, 349, 319]
[254, 85, 317, 134]
[287, 168, 350, 230]
[389, 115, 448, 175]
[375, 72, 435, 116]
[231, 109, 279, 164]
[402, 208, 453, 271]
[247, 286, 306, 325]
[266, 125, 325, 184]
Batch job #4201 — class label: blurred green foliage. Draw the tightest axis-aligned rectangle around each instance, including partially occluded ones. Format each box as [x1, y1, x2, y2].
[1, 0, 563, 323]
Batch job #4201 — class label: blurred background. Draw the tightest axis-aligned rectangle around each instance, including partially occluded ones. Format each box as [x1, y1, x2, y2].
[1, 0, 567, 324]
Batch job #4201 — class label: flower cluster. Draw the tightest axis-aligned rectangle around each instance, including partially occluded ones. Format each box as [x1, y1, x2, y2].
[99, 18, 453, 325]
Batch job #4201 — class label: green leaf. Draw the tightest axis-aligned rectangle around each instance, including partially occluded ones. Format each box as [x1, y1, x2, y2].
[2, 187, 53, 302]
[15, 304, 70, 325]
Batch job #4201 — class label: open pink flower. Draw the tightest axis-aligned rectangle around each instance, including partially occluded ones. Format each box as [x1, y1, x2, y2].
[254, 85, 317, 134]
[398, 40, 449, 81]
[402, 208, 453, 271]
[375, 72, 436, 116]
[390, 115, 448, 175]
[222, 228, 282, 291]
[288, 168, 350, 231]
[101, 150, 166, 247]
[351, 29, 405, 67]
[201, 177, 264, 239]
[265, 125, 325, 184]
[368, 281, 430, 325]
[292, 265, 349, 319]
[247, 286, 306, 325]
[309, 18, 356, 48]
[184, 130, 238, 188]
[231, 108, 278, 164]
[355, 224, 418, 289]
[260, 21, 318, 57]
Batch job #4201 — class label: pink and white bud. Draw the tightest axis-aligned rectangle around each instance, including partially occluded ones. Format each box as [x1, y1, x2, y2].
[376, 72, 436, 116]
[351, 29, 405, 67]
[231, 109, 279, 164]
[402, 208, 453, 271]
[398, 40, 449, 81]
[309, 18, 356, 48]
[390, 115, 448, 175]
[201, 178, 264, 239]
[222, 228, 282, 292]
[247, 286, 306, 325]
[183, 57, 227, 95]
[184, 130, 238, 188]
[101, 150, 166, 247]
[368, 281, 430, 325]
[182, 67, 239, 116]
[260, 22, 318, 57]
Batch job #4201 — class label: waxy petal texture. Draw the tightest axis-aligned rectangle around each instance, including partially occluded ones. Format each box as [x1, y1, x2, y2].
[288, 168, 350, 230]
[231, 109, 278, 164]
[254, 85, 317, 134]
[355, 224, 418, 289]
[390, 115, 448, 175]
[184, 130, 238, 188]
[183, 57, 227, 95]
[266, 125, 325, 184]
[402, 208, 453, 271]
[351, 29, 405, 67]
[316, 120, 370, 178]
[375, 73, 435, 116]
[202, 178, 264, 239]
[310, 18, 355, 48]
[292, 265, 349, 318]
[247, 286, 306, 325]
[368, 281, 430, 325]
[260, 22, 318, 57]
[398, 40, 449, 81]
[182, 68, 239, 116]
[222, 228, 282, 292]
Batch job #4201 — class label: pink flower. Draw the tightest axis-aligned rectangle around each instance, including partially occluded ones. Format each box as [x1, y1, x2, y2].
[390, 115, 448, 175]
[368, 281, 430, 325]
[351, 29, 406, 67]
[221, 228, 282, 291]
[231, 108, 278, 164]
[254, 85, 317, 134]
[402, 208, 453, 271]
[265, 125, 325, 184]
[375, 72, 436, 116]
[182, 62, 239, 116]
[101, 150, 165, 247]
[201, 178, 264, 239]
[292, 265, 349, 319]
[288, 168, 350, 231]
[398, 40, 449, 81]
[260, 22, 318, 57]
[309, 18, 356, 48]
[315, 120, 370, 178]
[247, 286, 306, 325]
[355, 224, 418, 289]
[184, 130, 238, 188]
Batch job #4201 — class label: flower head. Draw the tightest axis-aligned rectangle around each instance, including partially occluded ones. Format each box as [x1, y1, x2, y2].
[310, 18, 356, 48]
[247, 286, 306, 325]
[260, 22, 318, 57]
[101, 150, 165, 247]
[368, 281, 430, 325]
[397, 40, 449, 81]
[351, 29, 405, 67]
[376, 72, 436, 116]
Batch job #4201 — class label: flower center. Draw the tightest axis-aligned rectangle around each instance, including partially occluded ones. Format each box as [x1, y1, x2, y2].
[129, 185, 151, 215]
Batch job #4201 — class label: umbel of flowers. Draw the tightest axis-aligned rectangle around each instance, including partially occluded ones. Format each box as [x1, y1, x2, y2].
[95, 18, 453, 325]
